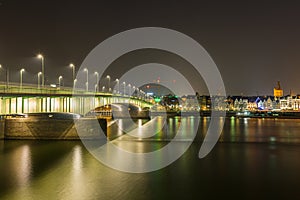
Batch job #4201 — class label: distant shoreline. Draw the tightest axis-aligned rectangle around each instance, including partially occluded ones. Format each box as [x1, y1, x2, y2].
[152, 110, 300, 118]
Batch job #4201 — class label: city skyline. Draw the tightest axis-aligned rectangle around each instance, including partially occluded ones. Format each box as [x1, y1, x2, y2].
[1, 1, 300, 95]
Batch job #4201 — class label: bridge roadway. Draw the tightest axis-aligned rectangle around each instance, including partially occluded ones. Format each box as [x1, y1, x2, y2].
[0, 83, 152, 115]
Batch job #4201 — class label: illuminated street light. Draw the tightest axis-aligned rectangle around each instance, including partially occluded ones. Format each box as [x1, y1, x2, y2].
[20, 68, 25, 89]
[140, 90, 145, 100]
[106, 75, 111, 92]
[102, 86, 105, 92]
[58, 75, 63, 88]
[94, 71, 99, 92]
[0, 64, 9, 87]
[115, 79, 119, 94]
[37, 54, 45, 87]
[74, 79, 77, 88]
[69, 63, 75, 83]
[122, 81, 126, 95]
[133, 86, 136, 97]
[136, 88, 140, 98]
[128, 84, 131, 96]
[38, 72, 42, 89]
[84, 68, 88, 91]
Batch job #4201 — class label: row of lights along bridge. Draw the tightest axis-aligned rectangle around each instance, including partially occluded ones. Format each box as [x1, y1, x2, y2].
[0, 54, 147, 97]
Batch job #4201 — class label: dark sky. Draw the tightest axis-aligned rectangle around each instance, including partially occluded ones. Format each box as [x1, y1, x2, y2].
[0, 0, 300, 95]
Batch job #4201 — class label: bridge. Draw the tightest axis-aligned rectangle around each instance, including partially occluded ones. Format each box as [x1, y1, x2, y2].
[0, 83, 153, 115]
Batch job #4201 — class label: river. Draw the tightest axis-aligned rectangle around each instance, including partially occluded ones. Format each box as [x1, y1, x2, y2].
[1, 117, 300, 199]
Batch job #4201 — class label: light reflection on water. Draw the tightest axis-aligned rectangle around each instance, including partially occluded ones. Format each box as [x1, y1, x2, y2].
[11, 145, 32, 187]
[1, 117, 300, 199]
[218, 117, 300, 143]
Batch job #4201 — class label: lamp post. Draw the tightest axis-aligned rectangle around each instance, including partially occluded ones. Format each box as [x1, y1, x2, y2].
[133, 86, 136, 97]
[139, 90, 142, 100]
[136, 88, 140, 98]
[128, 84, 131, 96]
[102, 86, 105, 92]
[0, 64, 3, 81]
[115, 79, 119, 94]
[123, 81, 126, 95]
[58, 76, 63, 88]
[69, 63, 75, 84]
[38, 72, 42, 89]
[74, 79, 77, 88]
[20, 68, 25, 89]
[37, 54, 45, 87]
[0, 64, 9, 88]
[94, 72, 99, 92]
[106, 75, 111, 92]
[141, 90, 145, 100]
[84, 68, 88, 91]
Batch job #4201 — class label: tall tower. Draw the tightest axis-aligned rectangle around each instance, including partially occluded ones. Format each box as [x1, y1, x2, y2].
[273, 81, 283, 98]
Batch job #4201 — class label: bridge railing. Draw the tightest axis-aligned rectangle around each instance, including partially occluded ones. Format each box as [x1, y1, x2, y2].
[0, 83, 113, 96]
[0, 82, 154, 106]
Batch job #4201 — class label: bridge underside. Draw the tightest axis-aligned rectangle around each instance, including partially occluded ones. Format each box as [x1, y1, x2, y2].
[0, 95, 152, 115]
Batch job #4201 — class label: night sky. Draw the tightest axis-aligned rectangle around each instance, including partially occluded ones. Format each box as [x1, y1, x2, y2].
[0, 0, 300, 96]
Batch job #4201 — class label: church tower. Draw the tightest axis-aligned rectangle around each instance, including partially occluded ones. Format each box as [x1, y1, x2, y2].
[273, 81, 283, 98]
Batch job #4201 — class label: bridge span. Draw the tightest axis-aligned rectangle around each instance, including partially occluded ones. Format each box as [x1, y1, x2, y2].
[0, 84, 153, 115]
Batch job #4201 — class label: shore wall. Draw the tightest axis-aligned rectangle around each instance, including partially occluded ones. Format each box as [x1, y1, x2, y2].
[2, 118, 107, 140]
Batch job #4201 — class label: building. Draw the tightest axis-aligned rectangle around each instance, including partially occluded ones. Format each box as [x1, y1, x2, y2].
[181, 95, 199, 111]
[274, 81, 283, 98]
[280, 96, 300, 110]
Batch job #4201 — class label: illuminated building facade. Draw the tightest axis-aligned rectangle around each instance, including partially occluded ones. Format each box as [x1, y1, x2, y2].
[274, 81, 283, 98]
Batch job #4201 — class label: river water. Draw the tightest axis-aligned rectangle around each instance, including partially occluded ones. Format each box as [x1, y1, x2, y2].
[1, 117, 300, 199]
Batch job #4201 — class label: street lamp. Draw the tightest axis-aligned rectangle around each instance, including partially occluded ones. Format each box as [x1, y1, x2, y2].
[58, 75, 63, 88]
[102, 86, 105, 92]
[123, 81, 126, 95]
[20, 68, 25, 89]
[106, 75, 111, 92]
[94, 71, 99, 92]
[0, 64, 9, 88]
[0, 64, 2, 80]
[136, 88, 140, 98]
[133, 86, 136, 97]
[37, 54, 45, 87]
[74, 79, 77, 88]
[128, 84, 131, 96]
[141, 90, 145, 100]
[115, 79, 119, 94]
[84, 68, 88, 91]
[38, 72, 42, 89]
[69, 63, 75, 83]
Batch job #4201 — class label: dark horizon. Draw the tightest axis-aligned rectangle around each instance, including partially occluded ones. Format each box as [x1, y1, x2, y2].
[1, 0, 300, 96]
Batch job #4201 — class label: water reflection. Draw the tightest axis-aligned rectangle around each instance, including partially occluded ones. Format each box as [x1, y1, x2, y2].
[72, 145, 82, 174]
[2, 117, 300, 199]
[109, 117, 300, 148]
[65, 145, 85, 200]
[219, 117, 300, 143]
[10, 145, 32, 187]
[88, 116, 199, 173]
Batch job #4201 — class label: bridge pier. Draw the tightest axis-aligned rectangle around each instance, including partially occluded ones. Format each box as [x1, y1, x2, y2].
[2, 117, 107, 140]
